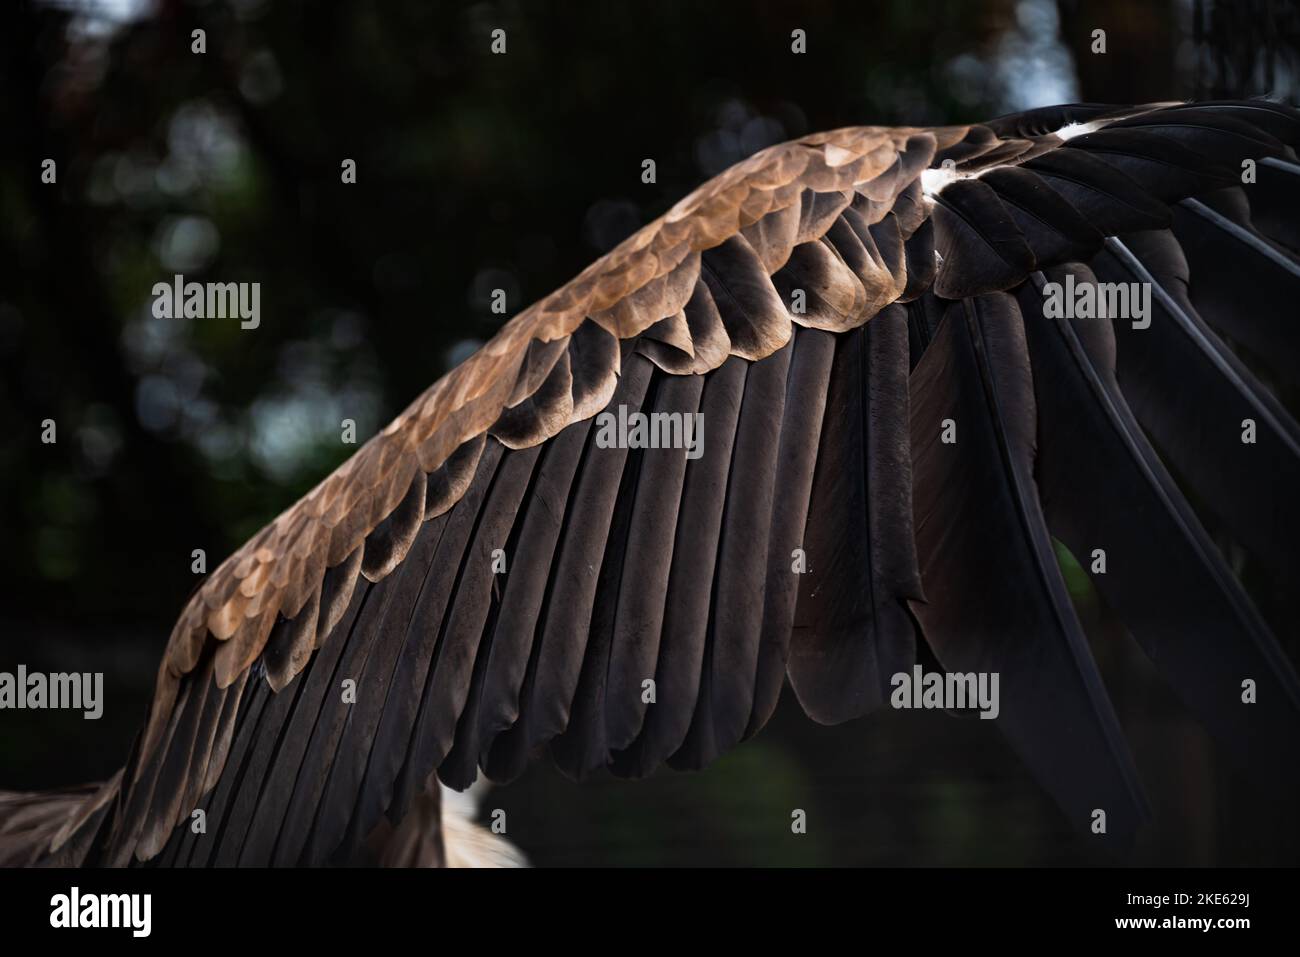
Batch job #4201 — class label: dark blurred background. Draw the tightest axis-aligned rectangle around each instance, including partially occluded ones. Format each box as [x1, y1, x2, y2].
[2, 0, 1298, 865]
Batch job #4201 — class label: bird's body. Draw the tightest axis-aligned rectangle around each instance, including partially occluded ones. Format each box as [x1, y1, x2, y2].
[4, 99, 1299, 867]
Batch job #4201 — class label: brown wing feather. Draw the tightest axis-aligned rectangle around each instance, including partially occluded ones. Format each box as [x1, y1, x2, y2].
[68, 99, 1300, 866]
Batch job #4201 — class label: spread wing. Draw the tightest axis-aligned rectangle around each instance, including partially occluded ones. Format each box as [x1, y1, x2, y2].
[57, 100, 1300, 866]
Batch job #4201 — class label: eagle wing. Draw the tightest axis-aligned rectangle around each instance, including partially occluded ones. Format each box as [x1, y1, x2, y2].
[63, 100, 1300, 866]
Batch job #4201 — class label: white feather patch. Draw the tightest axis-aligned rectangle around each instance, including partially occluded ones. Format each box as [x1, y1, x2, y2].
[1054, 120, 1104, 141]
